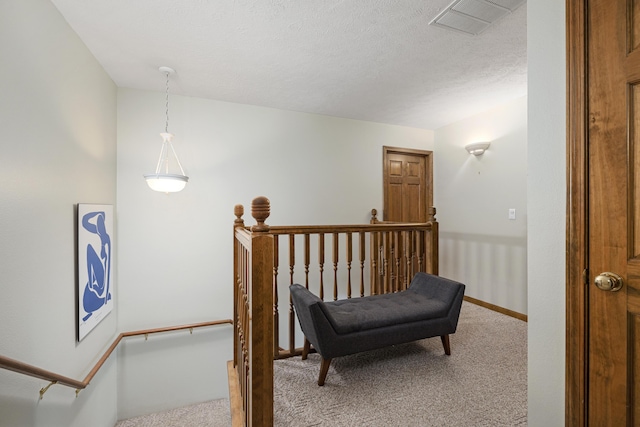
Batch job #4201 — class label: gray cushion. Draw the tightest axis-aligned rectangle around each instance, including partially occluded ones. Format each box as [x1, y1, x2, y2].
[320, 291, 448, 334]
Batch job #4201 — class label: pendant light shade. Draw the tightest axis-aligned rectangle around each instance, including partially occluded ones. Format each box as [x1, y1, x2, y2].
[144, 67, 189, 193]
[145, 174, 188, 192]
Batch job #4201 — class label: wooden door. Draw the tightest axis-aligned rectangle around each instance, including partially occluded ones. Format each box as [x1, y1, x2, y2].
[588, 0, 640, 423]
[568, 0, 640, 424]
[377, 147, 433, 293]
[383, 146, 433, 222]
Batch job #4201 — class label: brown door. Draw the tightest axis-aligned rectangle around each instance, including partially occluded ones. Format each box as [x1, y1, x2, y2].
[581, 0, 640, 423]
[377, 147, 433, 293]
[383, 146, 433, 222]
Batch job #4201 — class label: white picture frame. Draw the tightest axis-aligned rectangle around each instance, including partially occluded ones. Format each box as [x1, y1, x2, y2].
[78, 204, 114, 341]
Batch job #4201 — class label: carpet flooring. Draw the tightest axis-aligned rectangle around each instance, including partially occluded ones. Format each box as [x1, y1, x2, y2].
[116, 301, 527, 426]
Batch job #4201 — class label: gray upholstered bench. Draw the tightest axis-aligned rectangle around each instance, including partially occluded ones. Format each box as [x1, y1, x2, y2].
[290, 272, 465, 385]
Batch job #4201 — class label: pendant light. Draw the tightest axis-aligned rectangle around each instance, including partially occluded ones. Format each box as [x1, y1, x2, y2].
[144, 66, 189, 193]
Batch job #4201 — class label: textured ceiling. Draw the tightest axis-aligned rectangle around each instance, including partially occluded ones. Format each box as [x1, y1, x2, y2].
[50, 0, 527, 130]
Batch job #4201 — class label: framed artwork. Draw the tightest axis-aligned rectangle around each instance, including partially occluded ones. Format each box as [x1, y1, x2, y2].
[77, 204, 114, 341]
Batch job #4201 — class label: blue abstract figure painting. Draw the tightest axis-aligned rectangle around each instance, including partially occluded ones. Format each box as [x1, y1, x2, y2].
[78, 204, 114, 341]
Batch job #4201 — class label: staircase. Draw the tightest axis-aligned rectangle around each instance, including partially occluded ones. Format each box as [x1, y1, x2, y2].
[114, 398, 231, 427]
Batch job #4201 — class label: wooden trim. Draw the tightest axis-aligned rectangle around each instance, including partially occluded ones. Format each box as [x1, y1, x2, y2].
[463, 296, 528, 322]
[227, 360, 244, 427]
[566, 0, 589, 425]
[0, 319, 232, 396]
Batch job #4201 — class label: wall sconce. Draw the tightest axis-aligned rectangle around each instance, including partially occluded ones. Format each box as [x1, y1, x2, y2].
[465, 142, 491, 156]
[143, 66, 189, 193]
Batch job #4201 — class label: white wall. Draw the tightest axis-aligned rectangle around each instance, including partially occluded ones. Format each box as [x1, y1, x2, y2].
[115, 87, 434, 417]
[527, 1, 566, 425]
[0, 1, 118, 427]
[435, 96, 527, 315]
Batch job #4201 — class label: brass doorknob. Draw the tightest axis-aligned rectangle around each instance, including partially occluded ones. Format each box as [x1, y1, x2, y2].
[594, 272, 623, 292]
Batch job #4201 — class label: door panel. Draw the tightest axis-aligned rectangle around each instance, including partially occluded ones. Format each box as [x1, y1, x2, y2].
[587, 0, 640, 423]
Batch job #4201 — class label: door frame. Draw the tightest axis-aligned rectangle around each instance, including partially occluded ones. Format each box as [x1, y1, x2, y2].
[566, 0, 588, 425]
[382, 146, 433, 221]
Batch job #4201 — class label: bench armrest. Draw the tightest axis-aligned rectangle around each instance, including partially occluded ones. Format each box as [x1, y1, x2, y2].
[290, 284, 336, 356]
[409, 272, 465, 302]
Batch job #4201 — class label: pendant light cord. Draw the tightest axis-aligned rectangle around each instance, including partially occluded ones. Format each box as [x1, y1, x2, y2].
[164, 71, 170, 133]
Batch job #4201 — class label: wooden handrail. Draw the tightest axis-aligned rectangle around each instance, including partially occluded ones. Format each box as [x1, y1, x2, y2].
[0, 319, 232, 399]
[241, 222, 433, 235]
[0, 355, 86, 390]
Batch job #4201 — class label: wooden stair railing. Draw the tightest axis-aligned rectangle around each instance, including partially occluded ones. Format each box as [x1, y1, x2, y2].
[0, 319, 232, 399]
[266, 210, 438, 359]
[230, 196, 439, 426]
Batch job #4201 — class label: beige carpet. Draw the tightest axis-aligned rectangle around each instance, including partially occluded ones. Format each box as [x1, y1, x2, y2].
[274, 301, 527, 426]
[116, 301, 527, 426]
[115, 399, 231, 427]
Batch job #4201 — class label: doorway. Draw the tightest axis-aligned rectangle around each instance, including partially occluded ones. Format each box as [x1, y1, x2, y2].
[382, 146, 433, 222]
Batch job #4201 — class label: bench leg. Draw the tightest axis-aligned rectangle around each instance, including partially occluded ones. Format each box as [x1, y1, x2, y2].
[302, 338, 310, 360]
[441, 335, 451, 355]
[318, 357, 332, 386]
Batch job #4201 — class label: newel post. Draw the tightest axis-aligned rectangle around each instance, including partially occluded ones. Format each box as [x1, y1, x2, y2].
[370, 208, 379, 224]
[249, 196, 274, 426]
[251, 196, 270, 232]
[427, 206, 439, 275]
[234, 204, 245, 228]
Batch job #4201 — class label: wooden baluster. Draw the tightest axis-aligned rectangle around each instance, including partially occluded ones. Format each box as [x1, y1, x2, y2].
[427, 206, 439, 275]
[304, 234, 310, 289]
[370, 230, 379, 295]
[232, 204, 244, 372]
[289, 234, 295, 284]
[383, 232, 390, 294]
[410, 230, 417, 280]
[273, 236, 280, 358]
[333, 233, 339, 301]
[288, 234, 295, 353]
[393, 231, 400, 292]
[346, 232, 352, 299]
[242, 289, 249, 422]
[389, 231, 393, 292]
[417, 230, 424, 273]
[318, 233, 325, 300]
[359, 232, 365, 297]
[404, 231, 411, 290]
[424, 222, 430, 274]
[236, 277, 242, 373]
[244, 357, 249, 427]
[302, 234, 311, 357]
[424, 226, 431, 274]
[379, 244, 384, 277]
[370, 209, 383, 296]
[239, 250, 246, 371]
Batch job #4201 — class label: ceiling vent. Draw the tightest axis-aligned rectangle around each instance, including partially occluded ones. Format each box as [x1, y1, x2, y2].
[429, 0, 526, 36]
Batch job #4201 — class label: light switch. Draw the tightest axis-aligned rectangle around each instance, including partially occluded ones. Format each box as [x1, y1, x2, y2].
[508, 209, 516, 220]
